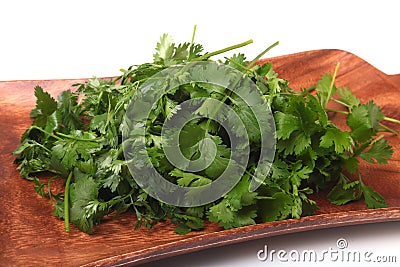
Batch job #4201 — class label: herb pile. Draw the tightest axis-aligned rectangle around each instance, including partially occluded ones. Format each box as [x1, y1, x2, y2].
[13, 29, 398, 234]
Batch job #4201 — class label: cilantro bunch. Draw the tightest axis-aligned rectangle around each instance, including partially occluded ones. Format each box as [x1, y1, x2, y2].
[13, 29, 398, 234]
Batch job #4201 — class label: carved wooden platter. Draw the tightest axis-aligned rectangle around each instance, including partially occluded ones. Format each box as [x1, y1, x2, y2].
[0, 50, 399, 266]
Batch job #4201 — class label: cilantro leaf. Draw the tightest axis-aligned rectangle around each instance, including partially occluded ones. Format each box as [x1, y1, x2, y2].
[327, 174, 360, 205]
[258, 192, 293, 222]
[69, 174, 99, 234]
[347, 101, 384, 142]
[171, 169, 212, 187]
[338, 87, 360, 110]
[360, 138, 393, 164]
[30, 86, 58, 128]
[361, 184, 388, 209]
[58, 90, 83, 131]
[316, 73, 336, 108]
[153, 33, 175, 64]
[320, 127, 352, 153]
[275, 112, 301, 140]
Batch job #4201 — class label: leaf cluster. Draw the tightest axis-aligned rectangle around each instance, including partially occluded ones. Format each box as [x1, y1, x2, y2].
[13, 32, 394, 234]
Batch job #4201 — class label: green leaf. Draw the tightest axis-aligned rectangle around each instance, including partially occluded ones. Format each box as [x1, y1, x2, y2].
[171, 169, 212, 187]
[327, 174, 360, 205]
[187, 43, 204, 60]
[203, 136, 231, 179]
[51, 132, 102, 170]
[320, 127, 352, 153]
[360, 139, 393, 164]
[90, 113, 108, 133]
[153, 33, 174, 63]
[44, 111, 61, 133]
[207, 199, 235, 227]
[306, 95, 328, 127]
[347, 101, 384, 142]
[207, 199, 257, 229]
[229, 207, 257, 228]
[361, 184, 388, 208]
[276, 131, 311, 156]
[316, 73, 336, 108]
[275, 112, 301, 140]
[258, 192, 293, 222]
[338, 87, 360, 110]
[101, 174, 122, 193]
[173, 42, 190, 60]
[32, 86, 57, 116]
[174, 225, 192, 235]
[30, 86, 58, 127]
[225, 174, 257, 210]
[226, 53, 247, 70]
[342, 155, 359, 174]
[365, 101, 385, 131]
[69, 174, 99, 234]
[58, 90, 83, 131]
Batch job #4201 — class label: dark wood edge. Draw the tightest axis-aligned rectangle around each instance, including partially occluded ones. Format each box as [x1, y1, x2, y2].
[85, 208, 400, 266]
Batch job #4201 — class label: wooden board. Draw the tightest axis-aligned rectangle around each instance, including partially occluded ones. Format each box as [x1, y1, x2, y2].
[0, 49, 399, 266]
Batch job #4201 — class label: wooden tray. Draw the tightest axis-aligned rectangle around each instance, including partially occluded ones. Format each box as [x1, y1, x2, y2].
[0, 50, 399, 266]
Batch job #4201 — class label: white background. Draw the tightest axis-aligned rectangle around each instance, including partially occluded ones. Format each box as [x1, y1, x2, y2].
[1, 0, 399, 266]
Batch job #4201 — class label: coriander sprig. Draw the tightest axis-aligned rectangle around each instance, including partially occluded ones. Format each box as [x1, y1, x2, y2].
[13, 31, 397, 234]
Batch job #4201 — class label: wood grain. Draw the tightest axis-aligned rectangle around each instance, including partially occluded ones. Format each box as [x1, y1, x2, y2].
[0, 49, 399, 267]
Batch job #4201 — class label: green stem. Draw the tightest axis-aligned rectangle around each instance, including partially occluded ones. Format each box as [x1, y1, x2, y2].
[30, 126, 62, 140]
[30, 125, 102, 142]
[95, 90, 104, 114]
[224, 56, 251, 72]
[193, 39, 253, 61]
[330, 63, 340, 92]
[384, 116, 400, 124]
[325, 108, 349, 115]
[380, 123, 399, 135]
[189, 25, 197, 50]
[186, 24, 197, 61]
[56, 132, 103, 142]
[371, 134, 385, 144]
[323, 62, 340, 108]
[247, 41, 279, 69]
[29, 140, 52, 153]
[331, 98, 351, 108]
[64, 172, 73, 232]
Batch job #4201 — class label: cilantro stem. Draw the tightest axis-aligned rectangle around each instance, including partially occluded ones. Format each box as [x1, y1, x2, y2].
[325, 108, 348, 115]
[95, 90, 104, 114]
[30, 125, 102, 141]
[384, 116, 400, 124]
[64, 171, 73, 232]
[323, 62, 340, 108]
[247, 41, 279, 69]
[29, 140, 52, 153]
[224, 56, 251, 72]
[193, 39, 253, 61]
[330, 63, 340, 91]
[56, 132, 103, 142]
[30, 126, 62, 140]
[188, 24, 197, 57]
[379, 123, 399, 135]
